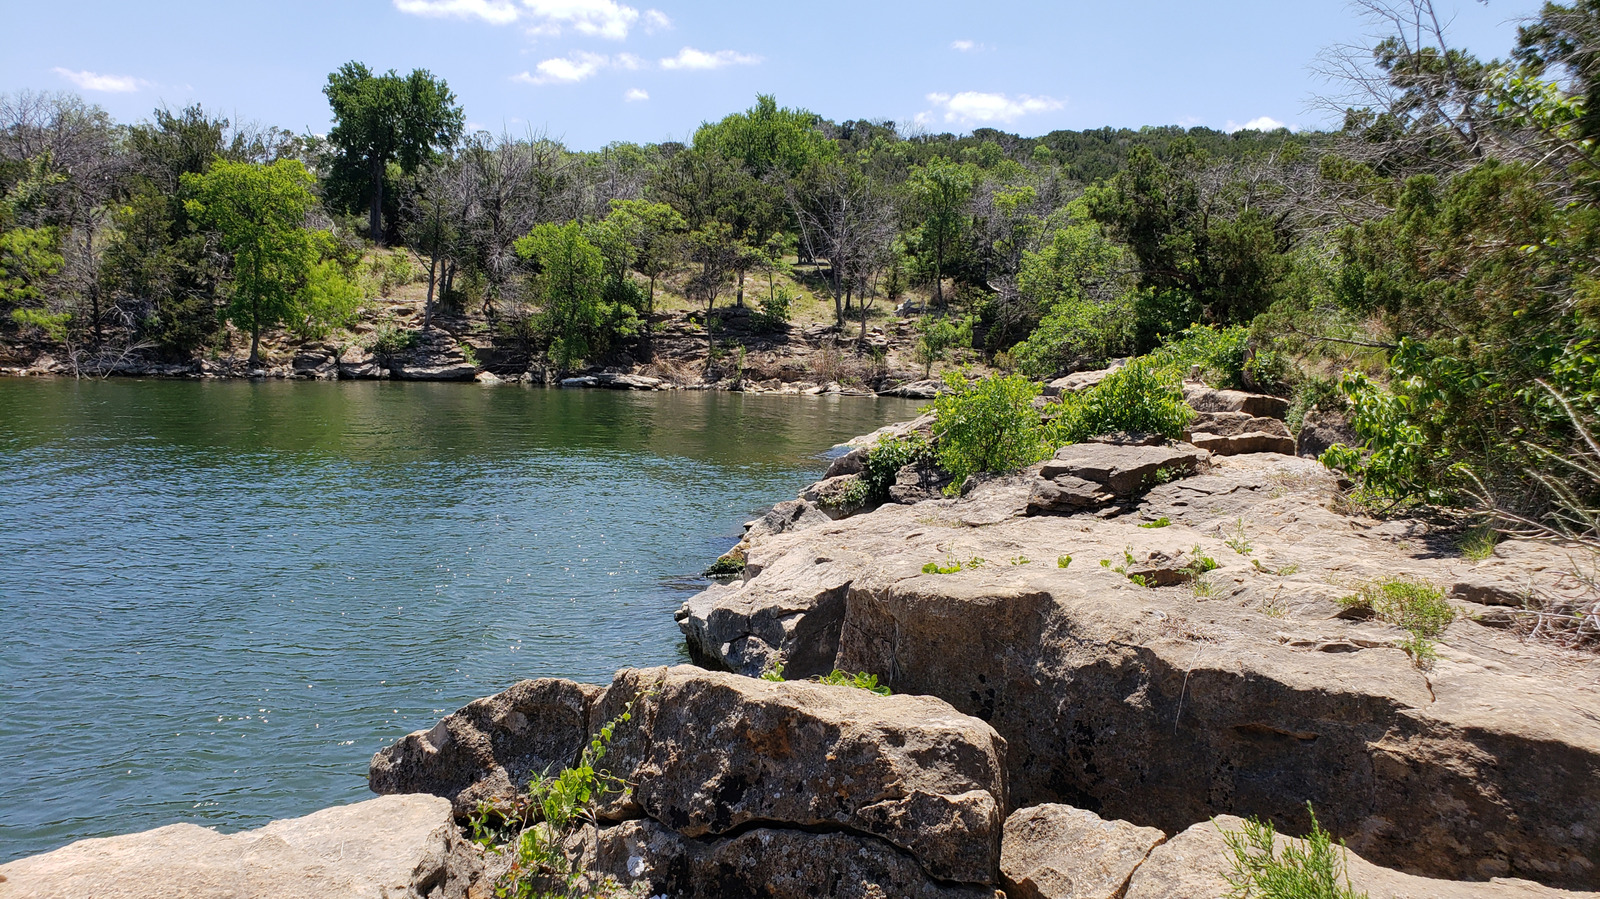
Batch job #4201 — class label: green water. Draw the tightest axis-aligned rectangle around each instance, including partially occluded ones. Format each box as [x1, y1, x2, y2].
[0, 378, 920, 861]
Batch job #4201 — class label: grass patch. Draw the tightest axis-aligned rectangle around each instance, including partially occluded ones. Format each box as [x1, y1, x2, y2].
[1223, 803, 1368, 899]
[1057, 554, 1073, 569]
[1224, 518, 1254, 555]
[1458, 525, 1500, 561]
[1338, 577, 1454, 666]
[1140, 516, 1173, 528]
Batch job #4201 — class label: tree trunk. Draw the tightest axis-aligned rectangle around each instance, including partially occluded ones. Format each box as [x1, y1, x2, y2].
[249, 323, 262, 368]
[369, 157, 384, 245]
[735, 267, 745, 307]
[934, 241, 945, 309]
[423, 254, 439, 331]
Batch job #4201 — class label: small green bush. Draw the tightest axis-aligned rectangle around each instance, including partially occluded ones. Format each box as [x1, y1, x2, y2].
[754, 287, 793, 332]
[847, 434, 933, 508]
[1057, 554, 1073, 568]
[815, 669, 891, 695]
[1223, 803, 1368, 899]
[1458, 525, 1500, 561]
[1140, 517, 1173, 528]
[1050, 357, 1193, 443]
[1338, 577, 1454, 665]
[1151, 323, 1289, 393]
[922, 555, 985, 574]
[931, 372, 1049, 489]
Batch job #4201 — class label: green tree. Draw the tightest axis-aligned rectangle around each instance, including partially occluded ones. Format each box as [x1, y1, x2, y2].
[514, 221, 637, 371]
[596, 199, 685, 313]
[1084, 141, 1294, 344]
[906, 157, 978, 308]
[323, 62, 464, 243]
[183, 159, 355, 366]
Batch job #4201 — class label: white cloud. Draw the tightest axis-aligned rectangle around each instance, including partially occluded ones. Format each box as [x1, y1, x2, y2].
[1225, 116, 1292, 132]
[951, 39, 975, 51]
[659, 47, 760, 70]
[53, 67, 146, 93]
[624, 87, 649, 102]
[394, 0, 660, 39]
[924, 91, 1063, 125]
[393, 0, 520, 25]
[614, 52, 643, 70]
[513, 50, 613, 84]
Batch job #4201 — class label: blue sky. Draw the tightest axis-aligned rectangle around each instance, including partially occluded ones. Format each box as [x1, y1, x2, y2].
[4, 0, 1548, 149]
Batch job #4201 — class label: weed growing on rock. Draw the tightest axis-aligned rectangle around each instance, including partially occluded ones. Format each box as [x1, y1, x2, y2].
[759, 660, 785, 682]
[843, 434, 933, 508]
[1192, 577, 1219, 598]
[1057, 554, 1073, 569]
[1223, 803, 1367, 899]
[922, 555, 985, 574]
[1140, 517, 1173, 528]
[1186, 546, 1220, 578]
[815, 669, 891, 695]
[1224, 519, 1254, 555]
[1338, 578, 1454, 666]
[468, 693, 653, 899]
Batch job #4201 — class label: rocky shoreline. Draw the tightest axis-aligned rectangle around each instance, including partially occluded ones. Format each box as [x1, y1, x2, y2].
[4, 375, 1599, 899]
[0, 308, 952, 399]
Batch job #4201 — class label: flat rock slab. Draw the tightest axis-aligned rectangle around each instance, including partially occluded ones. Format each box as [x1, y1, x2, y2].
[1124, 815, 1598, 899]
[1183, 384, 1290, 419]
[0, 795, 482, 899]
[1001, 804, 1167, 899]
[1038, 441, 1210, 497]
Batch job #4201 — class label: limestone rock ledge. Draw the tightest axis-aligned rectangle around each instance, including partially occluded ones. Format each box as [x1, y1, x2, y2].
[0, 794, 483, 899]
[680, 448, 1600, 890]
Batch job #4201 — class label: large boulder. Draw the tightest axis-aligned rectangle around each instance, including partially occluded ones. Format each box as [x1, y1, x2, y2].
[677, 542, 858, 677]
[392, 361, 479, 381]
[591, 666, 1008, 886]
[369, 678, 601, 818]
[1124, 815, 1596, 899]
[1001, 804, 1167, 899]
[1297, 407, 1358, 459]
[0, 795, 483, 899]
[375, 666, 1009, 894]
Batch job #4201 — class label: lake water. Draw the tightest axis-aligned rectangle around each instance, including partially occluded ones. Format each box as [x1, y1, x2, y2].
[0, 378, 920, 862]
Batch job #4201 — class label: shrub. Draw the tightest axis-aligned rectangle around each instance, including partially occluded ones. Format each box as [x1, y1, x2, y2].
[913, 315, 974, 377]
[1050, 357, 1193, 444]
[846, 434, 932, 507]
[754, 287, 793, 332]
[1338, 577, 1454, 665]
[1223, 803, 1368, 899]
[931, 371, 1049, 489]
[1150, 323, 1288, 392]
[1012, 293, 1136, 379]
[366, 317, 418, 359]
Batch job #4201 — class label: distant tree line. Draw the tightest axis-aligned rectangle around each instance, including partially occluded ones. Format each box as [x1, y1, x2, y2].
[5, 0, 1600, 531]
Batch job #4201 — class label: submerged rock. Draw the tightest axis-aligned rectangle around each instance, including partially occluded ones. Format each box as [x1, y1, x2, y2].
[0, 795, 482, 899]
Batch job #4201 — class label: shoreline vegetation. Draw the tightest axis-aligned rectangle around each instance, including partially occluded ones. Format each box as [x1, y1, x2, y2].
[6, 0, 1600, 896]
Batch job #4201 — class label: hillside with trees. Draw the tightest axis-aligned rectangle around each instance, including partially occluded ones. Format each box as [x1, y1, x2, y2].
[2, 0, 1599, 575]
